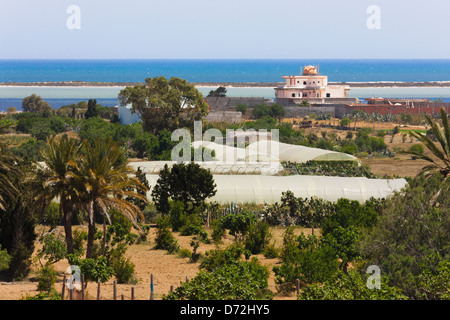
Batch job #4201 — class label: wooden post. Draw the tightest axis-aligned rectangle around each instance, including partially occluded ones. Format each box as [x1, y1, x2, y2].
[113, 280, 117, 301]
[186, 276, 189, 283]
[131, 287, 135, 301]
[61, 274, 66, 300]
[150, 274, 154, 300]
[121, 294, 124, 300]
[97, 280, 101, 300]
[81, 274, 85, 300]
[69, 288, 73, 301]
[296, 279, 300, 295]
[170, 285, 173, 293]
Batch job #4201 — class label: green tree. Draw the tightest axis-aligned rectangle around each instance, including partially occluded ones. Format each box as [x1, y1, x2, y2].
[207, 86, 227, 97]
[22, 94, 51, 113]
[408, 108, 450, 178]
[0, 144, 20, 211]
[0, 157, 37, 280]
[84, 99, 99, 119]
[269, 103, 286, 120]
[118, 76, 209, 134]
[151, 163, 217, 215]
[69, 138, 148, 258]
[236, 103, 247, 115]
[359, 173, 450, 299]
[35, 135, 82, 255]
[252, 104, 271, 119]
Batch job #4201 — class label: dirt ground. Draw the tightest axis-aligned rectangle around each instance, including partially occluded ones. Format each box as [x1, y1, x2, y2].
[0, 225, 313, 300]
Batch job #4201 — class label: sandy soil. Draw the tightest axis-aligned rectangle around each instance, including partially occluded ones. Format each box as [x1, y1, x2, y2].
[0, 225, 313, 300]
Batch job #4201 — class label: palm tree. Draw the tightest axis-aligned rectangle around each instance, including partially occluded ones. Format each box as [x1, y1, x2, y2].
[0, 144, 20, 211]
[69, 138, 148, 258]
[408, 108, 450, 178]
[36, 135, 82, 254]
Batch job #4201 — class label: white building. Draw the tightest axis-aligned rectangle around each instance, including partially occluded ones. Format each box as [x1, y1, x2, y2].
[274, 65, 351, 105]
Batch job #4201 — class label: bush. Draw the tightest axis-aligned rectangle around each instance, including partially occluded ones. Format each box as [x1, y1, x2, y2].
[298, 270, 408, 300]
[244, 221, 272, 254]
[177, 248, 192, 259]
[263, 243, 279, 259]
[218, 211, 257, 242]
[36, 264, 58, 292]
[37, 233, 67, 265]
[67, 254, 114, 284]
[273, 229, 339, 292]
[154, 217, 179, 254]
[165, 245, 273, 300]
[112, 256, 137, 284]
[0, 245, 11, 272]
[409, 144, 424, 156]
[42, 202, 60, 230]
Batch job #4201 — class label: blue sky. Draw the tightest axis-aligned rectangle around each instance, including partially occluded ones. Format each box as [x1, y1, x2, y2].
[0, 0, 449, 59]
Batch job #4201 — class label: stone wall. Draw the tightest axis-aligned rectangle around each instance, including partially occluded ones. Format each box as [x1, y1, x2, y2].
[205, 111, 242, 123]
[205, 97, 273, 111]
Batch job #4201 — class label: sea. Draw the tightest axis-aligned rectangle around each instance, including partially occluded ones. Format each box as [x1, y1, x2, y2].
[1, 59, 450, 111]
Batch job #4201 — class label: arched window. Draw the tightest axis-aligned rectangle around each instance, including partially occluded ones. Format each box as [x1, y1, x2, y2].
[292, 93, 296, 97]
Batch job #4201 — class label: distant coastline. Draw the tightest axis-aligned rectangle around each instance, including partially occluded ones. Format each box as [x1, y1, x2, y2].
[2, 81, 450, 88]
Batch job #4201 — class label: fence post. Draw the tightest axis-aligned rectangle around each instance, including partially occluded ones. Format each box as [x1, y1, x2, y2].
[121, 294, 124, 301]
[150, 274, 154, 300]
[131, 287, 135, 301]
[113, 280, 117, 300]
[61, 274, 66, 300]
[81, 274, 85, 300]
[170, 285, 174, 293]
[97, 280, 101, 300]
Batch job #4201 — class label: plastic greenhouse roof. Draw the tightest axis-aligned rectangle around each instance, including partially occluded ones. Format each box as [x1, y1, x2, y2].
[246, 140, 358, 163]
[144, 174, 407, 204]
[128, 161, 283, 175]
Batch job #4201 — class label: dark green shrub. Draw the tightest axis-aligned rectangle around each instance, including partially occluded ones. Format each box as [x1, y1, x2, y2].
[154, 217, 179, 254]
[244, 221, 272, 254]
[165, 245, 273, 300]
[218, 211, 257, 241]
[36, 264, 58, 292]
[263, 243, 279, 259]
[67, 254, 114, 284]
[112, 256, 137, 284]
[298, 270, 407, 300]
[0, 245, 11, 271]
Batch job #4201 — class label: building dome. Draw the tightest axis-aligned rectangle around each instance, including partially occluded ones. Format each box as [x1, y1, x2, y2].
[303, 66, 318, 75]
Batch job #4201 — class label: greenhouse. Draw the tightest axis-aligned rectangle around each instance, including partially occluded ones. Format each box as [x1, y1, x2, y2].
[191, 140, 357, 163]
[128, 161, 283, 175]
[143, 174, 407, 204]
[246, 140, 358, 163]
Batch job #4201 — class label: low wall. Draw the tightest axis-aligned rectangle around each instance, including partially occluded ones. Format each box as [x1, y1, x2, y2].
[205, 97, 273, 111]
[205, 111, 242, 123]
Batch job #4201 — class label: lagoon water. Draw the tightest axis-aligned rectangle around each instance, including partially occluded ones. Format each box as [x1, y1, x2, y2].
[1, 59, 450, 111]
[2, 86, 450, 111]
